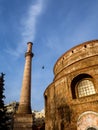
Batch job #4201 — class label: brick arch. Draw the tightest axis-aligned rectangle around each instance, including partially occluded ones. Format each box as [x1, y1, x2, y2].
[87, 127, 97, 130]
[77, 111, 98, 130]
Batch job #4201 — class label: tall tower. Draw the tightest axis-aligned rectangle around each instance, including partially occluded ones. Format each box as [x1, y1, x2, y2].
[13, 42, 34, 130]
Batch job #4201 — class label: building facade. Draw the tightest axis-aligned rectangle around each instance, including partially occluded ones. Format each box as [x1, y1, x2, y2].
[5, 102, 45, 130]
[5, 102, 19, 130]
[44, 40, 98, 130]
[32, 109, 45, 130]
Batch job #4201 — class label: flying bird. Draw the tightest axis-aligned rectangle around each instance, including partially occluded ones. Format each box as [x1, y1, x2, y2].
[42, 66, 45, 69]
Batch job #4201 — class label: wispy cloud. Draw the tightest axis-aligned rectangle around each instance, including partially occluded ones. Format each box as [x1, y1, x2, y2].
[21, 0, 43, 43]
[6, 0, 44, 57]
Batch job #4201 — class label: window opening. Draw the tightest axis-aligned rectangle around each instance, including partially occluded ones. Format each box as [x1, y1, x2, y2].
[77, 79, 95, 98]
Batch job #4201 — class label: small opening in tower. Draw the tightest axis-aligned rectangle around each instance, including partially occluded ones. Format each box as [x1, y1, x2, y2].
[84, 45, 87, 48]
[72, 50, 74, 53]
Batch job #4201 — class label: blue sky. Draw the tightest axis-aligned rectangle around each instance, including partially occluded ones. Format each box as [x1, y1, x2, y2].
[0, 0, 98, 111]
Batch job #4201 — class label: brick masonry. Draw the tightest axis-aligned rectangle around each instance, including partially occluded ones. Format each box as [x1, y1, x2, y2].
[44, 40, 98, 130]
[13, 42, 33, 130]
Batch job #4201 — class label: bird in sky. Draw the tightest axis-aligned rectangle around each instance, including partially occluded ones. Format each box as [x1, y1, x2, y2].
[42, 66, 45, 69]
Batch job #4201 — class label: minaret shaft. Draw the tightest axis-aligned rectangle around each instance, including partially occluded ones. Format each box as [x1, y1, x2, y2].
[17, 42, 33, 114]
[13, 42, 33, 130]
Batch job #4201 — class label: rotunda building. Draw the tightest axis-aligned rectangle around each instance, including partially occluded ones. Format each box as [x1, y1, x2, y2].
[44, 40, 98, 130]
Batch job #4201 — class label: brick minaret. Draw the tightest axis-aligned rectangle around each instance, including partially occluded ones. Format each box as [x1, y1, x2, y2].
[17, 42, 33, 114]
[13, 42, 34, 130]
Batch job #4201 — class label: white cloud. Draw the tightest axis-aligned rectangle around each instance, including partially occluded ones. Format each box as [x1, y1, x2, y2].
[6, 0, 44, 57]
[21, 0, 43, 42]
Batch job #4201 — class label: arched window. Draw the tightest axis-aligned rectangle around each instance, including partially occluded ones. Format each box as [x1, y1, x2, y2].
[71, 74, 96, 99]
[76, 79, 96, 98]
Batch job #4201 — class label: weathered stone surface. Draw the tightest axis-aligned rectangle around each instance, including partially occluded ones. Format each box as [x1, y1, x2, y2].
[44, 40, 98, 130]
[14, 114, 33, 130]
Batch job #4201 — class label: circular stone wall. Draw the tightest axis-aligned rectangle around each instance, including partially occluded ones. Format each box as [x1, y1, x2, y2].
[53, 40, 98, 80]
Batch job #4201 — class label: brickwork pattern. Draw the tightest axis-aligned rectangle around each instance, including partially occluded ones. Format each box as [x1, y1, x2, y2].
[44, 40, 98, 130]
